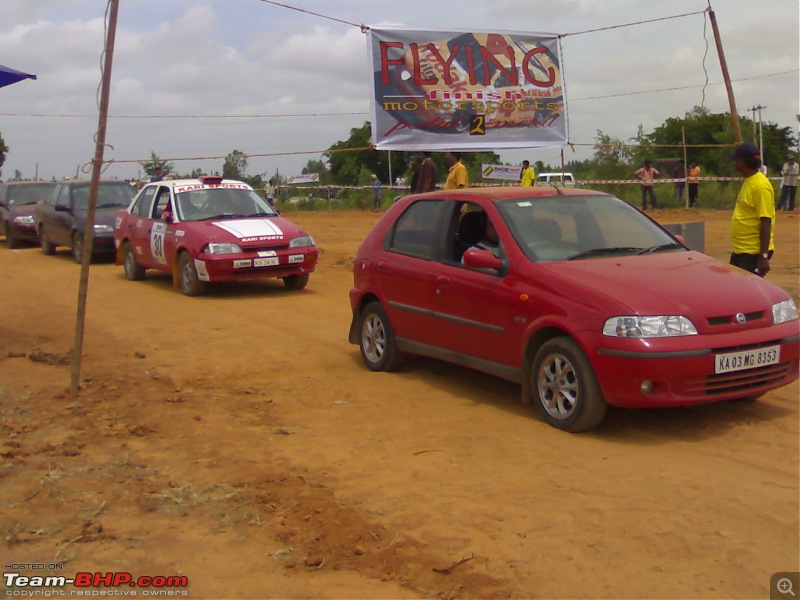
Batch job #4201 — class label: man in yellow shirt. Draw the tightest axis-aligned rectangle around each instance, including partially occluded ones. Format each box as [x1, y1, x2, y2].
[728, 143, 775, 277]
[444, 152, 468, 190]
[520, 160, 536, 187]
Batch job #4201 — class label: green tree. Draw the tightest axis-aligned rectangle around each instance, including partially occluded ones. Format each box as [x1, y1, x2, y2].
[0, 132, 8, 178]
[140, 152, 174, 179]
[222, 150, 248, 180]
[324, 122, 410, 186]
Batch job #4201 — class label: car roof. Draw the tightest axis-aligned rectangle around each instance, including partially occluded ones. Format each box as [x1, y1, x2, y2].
[404, 185, 606, 201]
[0, 180, 55, 187]
[148, 178, 251, 189]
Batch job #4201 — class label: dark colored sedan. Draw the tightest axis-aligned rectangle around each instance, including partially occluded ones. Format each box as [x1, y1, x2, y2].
[0, 181, 55, 248]
[35, 179, 136, 263]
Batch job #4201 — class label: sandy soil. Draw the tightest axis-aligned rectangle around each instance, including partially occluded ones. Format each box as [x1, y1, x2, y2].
[0, 208, 798, 599]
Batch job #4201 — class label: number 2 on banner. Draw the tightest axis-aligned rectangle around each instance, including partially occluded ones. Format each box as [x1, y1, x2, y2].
[470, 115, 486, 135]
[151, 222, 167, 265]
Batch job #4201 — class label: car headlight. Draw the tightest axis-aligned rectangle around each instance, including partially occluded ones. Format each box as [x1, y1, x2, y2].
[773, 299, 799, 324]
[205, 242, 242, 255]
[603, 316, 698, 338]
[93, 224, 114, 233]
[14, 215, 35, 225]
[289, 235, 315, 248]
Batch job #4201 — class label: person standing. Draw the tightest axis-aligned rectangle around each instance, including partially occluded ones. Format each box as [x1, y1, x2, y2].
[687, 163, 701, 208]
[417, 152, 438, 192]
[409, 157, 422, 194]
[778, 155, 798, 211]
[671, 164, 685, 201]
[444, 152, 468, 190]
[520, 160, 536, 187]
[728, 143, 775, 277]
[371, 174, 382, 211]
[265, 178, 276, 207]
[634, 160, 659, 210]
[149, 166, 166, 183]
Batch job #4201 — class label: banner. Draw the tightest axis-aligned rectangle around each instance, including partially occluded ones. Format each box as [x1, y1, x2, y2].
[367, 28, 568, 151]
[482, 164, 522, 181]
[287, 174, 320, 184]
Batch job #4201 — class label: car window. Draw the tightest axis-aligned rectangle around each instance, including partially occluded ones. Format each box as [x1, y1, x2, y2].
[448, 202, 503, 265]
[6, 183, 52, 206]
[386, 200, 445, 260]
[131, 187, 156, 217]
[55, 185, 70, 208]
[96, 182, 136, 208]
[152, 187, 172, 219]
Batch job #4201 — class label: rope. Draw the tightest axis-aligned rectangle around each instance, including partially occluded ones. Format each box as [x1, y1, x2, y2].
[254, 0, 364, 29]
[561, 10, 707, 37]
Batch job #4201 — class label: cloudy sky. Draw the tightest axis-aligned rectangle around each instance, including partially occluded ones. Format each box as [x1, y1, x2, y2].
[0, 0, 797, 182]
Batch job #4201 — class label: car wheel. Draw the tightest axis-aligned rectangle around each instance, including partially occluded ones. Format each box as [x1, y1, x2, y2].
[72, 232, 85, 264]
[40, 227, 55, 255]
[359, 301, 402, 372]
[531, 336, 607, 432]
[177, 252, 207, 296]
[5, 223, 19, 249]
[123, 241, 145, 281]
[282, 273, 309, 290]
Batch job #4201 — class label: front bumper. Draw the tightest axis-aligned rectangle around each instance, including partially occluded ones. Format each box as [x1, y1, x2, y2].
[590, 325, 800, 407]
[194, 247, 318, 283]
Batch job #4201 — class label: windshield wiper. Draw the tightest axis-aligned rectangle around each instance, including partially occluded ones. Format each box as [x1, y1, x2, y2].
[567, 247, 643, 261]
[245, 212, 276, 218]
[635, 242, 685, 255]
[98, 203, 127, 208]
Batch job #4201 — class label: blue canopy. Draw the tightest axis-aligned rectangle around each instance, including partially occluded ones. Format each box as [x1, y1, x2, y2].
[0, 64, 37, 89]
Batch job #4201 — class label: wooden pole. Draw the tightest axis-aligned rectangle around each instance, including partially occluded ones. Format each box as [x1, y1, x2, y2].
[70, 0, 120, 393]
[682, 126, 689, 208]
[707, 7, 742, 143]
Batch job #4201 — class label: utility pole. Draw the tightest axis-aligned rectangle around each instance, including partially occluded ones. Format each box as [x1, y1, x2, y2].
[70, 0, 120, 393]
[707, 6, 742, 144]
[749, 104, 767, 172]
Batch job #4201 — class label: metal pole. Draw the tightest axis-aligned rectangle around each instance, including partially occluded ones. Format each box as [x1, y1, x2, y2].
[70, 0, 120, 393]
[707, 7, 742, 143]
[388, 150, 392, 189]
[682, 126, 689, 209]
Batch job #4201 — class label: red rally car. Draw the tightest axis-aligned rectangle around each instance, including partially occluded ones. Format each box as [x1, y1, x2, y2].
[114, 176, 318, 295]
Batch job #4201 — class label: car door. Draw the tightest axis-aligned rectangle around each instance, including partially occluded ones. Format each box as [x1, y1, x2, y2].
[431, 201, 516, 366]
[50, 184, 75, 246]
[124, 185, 159, 268]
[376, 199, 446, 348]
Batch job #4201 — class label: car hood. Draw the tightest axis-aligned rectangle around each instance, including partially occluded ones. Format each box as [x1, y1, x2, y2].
[183, 216, 308, 245]
[538, 251, 788, 317]
[8, 204, 37, 218]
[94, 207, 120, 227]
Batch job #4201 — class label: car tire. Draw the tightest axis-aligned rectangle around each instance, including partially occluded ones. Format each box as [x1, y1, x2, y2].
[123, 241, 145, 281]
[40, 227, 55, 255]
[282, 273, 309, 290]
[177, 252, 207, 296]
[359, 301, 403, 372]
[531, 336, 607, 432]
[72, 232, 85, 264]
[5, 223, 19, 249]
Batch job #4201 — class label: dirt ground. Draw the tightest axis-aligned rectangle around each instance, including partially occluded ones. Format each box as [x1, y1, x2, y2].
[0, 208, 798, 599]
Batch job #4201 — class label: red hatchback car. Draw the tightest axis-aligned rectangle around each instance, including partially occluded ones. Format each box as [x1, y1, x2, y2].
[114, 177, 318, 295]
[349, 187, 800, 432]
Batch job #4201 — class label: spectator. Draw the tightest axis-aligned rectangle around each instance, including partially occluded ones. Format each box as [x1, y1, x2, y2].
[149, 166, 166, 183]
[634, 160, 659, 210]
[265, 178, 276, 207]
[417, 151, 438, 192]
[409, 157, 422, 194]
[778, 155, 798, 211]
[687, 163, 701, 208]
[520, 160, 536, 187]
[728, 143, 775, 277]
[371, 174, 382, 212]
[444, 152, 468, 190]
[671, 164, 685, 201]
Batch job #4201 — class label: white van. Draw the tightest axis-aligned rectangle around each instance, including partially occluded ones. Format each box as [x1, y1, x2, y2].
[537, 172, 575, 186]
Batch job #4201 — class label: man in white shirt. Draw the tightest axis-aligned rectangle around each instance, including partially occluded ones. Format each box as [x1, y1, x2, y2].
[778, 155, 798, 211]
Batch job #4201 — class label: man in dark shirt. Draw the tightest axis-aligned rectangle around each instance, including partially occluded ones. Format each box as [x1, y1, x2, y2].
[417, 152, 438, 192]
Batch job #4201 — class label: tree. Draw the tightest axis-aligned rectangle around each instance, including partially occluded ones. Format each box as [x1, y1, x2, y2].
[0, 131, 8, 177]
[222, 150, 248, 180]
[325, 122, 398, 185]
[140, 152, 174, 179]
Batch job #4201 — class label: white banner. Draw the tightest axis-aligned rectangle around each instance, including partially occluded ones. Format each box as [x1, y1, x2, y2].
[287, 173, 320, 185]
[482, 164, 522, 181]
[367, 28, 568, 151]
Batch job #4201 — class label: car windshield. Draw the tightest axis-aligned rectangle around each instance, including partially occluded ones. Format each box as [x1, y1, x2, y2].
[7, 184, 53, 206]
[71, 182, 136, 211]
[174, 188, 278, 222]
[496, 194, 683, 262]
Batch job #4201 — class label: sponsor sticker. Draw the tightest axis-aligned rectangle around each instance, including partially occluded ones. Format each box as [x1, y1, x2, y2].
[257, 250, 277, 258]
[234, 259, 252, 269]
[288, 254, 304, 264]
[195, 259, 210, 281]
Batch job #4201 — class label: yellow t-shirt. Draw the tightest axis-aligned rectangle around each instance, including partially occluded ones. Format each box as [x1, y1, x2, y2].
[520, 167, 536, 187]
[445, 161, 468, 190]
[731, 171, 775, 254]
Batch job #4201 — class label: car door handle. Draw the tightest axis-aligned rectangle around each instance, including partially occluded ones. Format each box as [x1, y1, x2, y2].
[378, 260, 389, 273]
[436, 275, 450, 286]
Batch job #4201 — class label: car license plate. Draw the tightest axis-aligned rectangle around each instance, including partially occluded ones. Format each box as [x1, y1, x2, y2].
[714, 345, 780, 374]
[254, 257, 279, 267]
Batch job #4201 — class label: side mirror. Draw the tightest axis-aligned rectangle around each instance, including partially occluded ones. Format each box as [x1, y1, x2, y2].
[462, 248, 502, 271]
